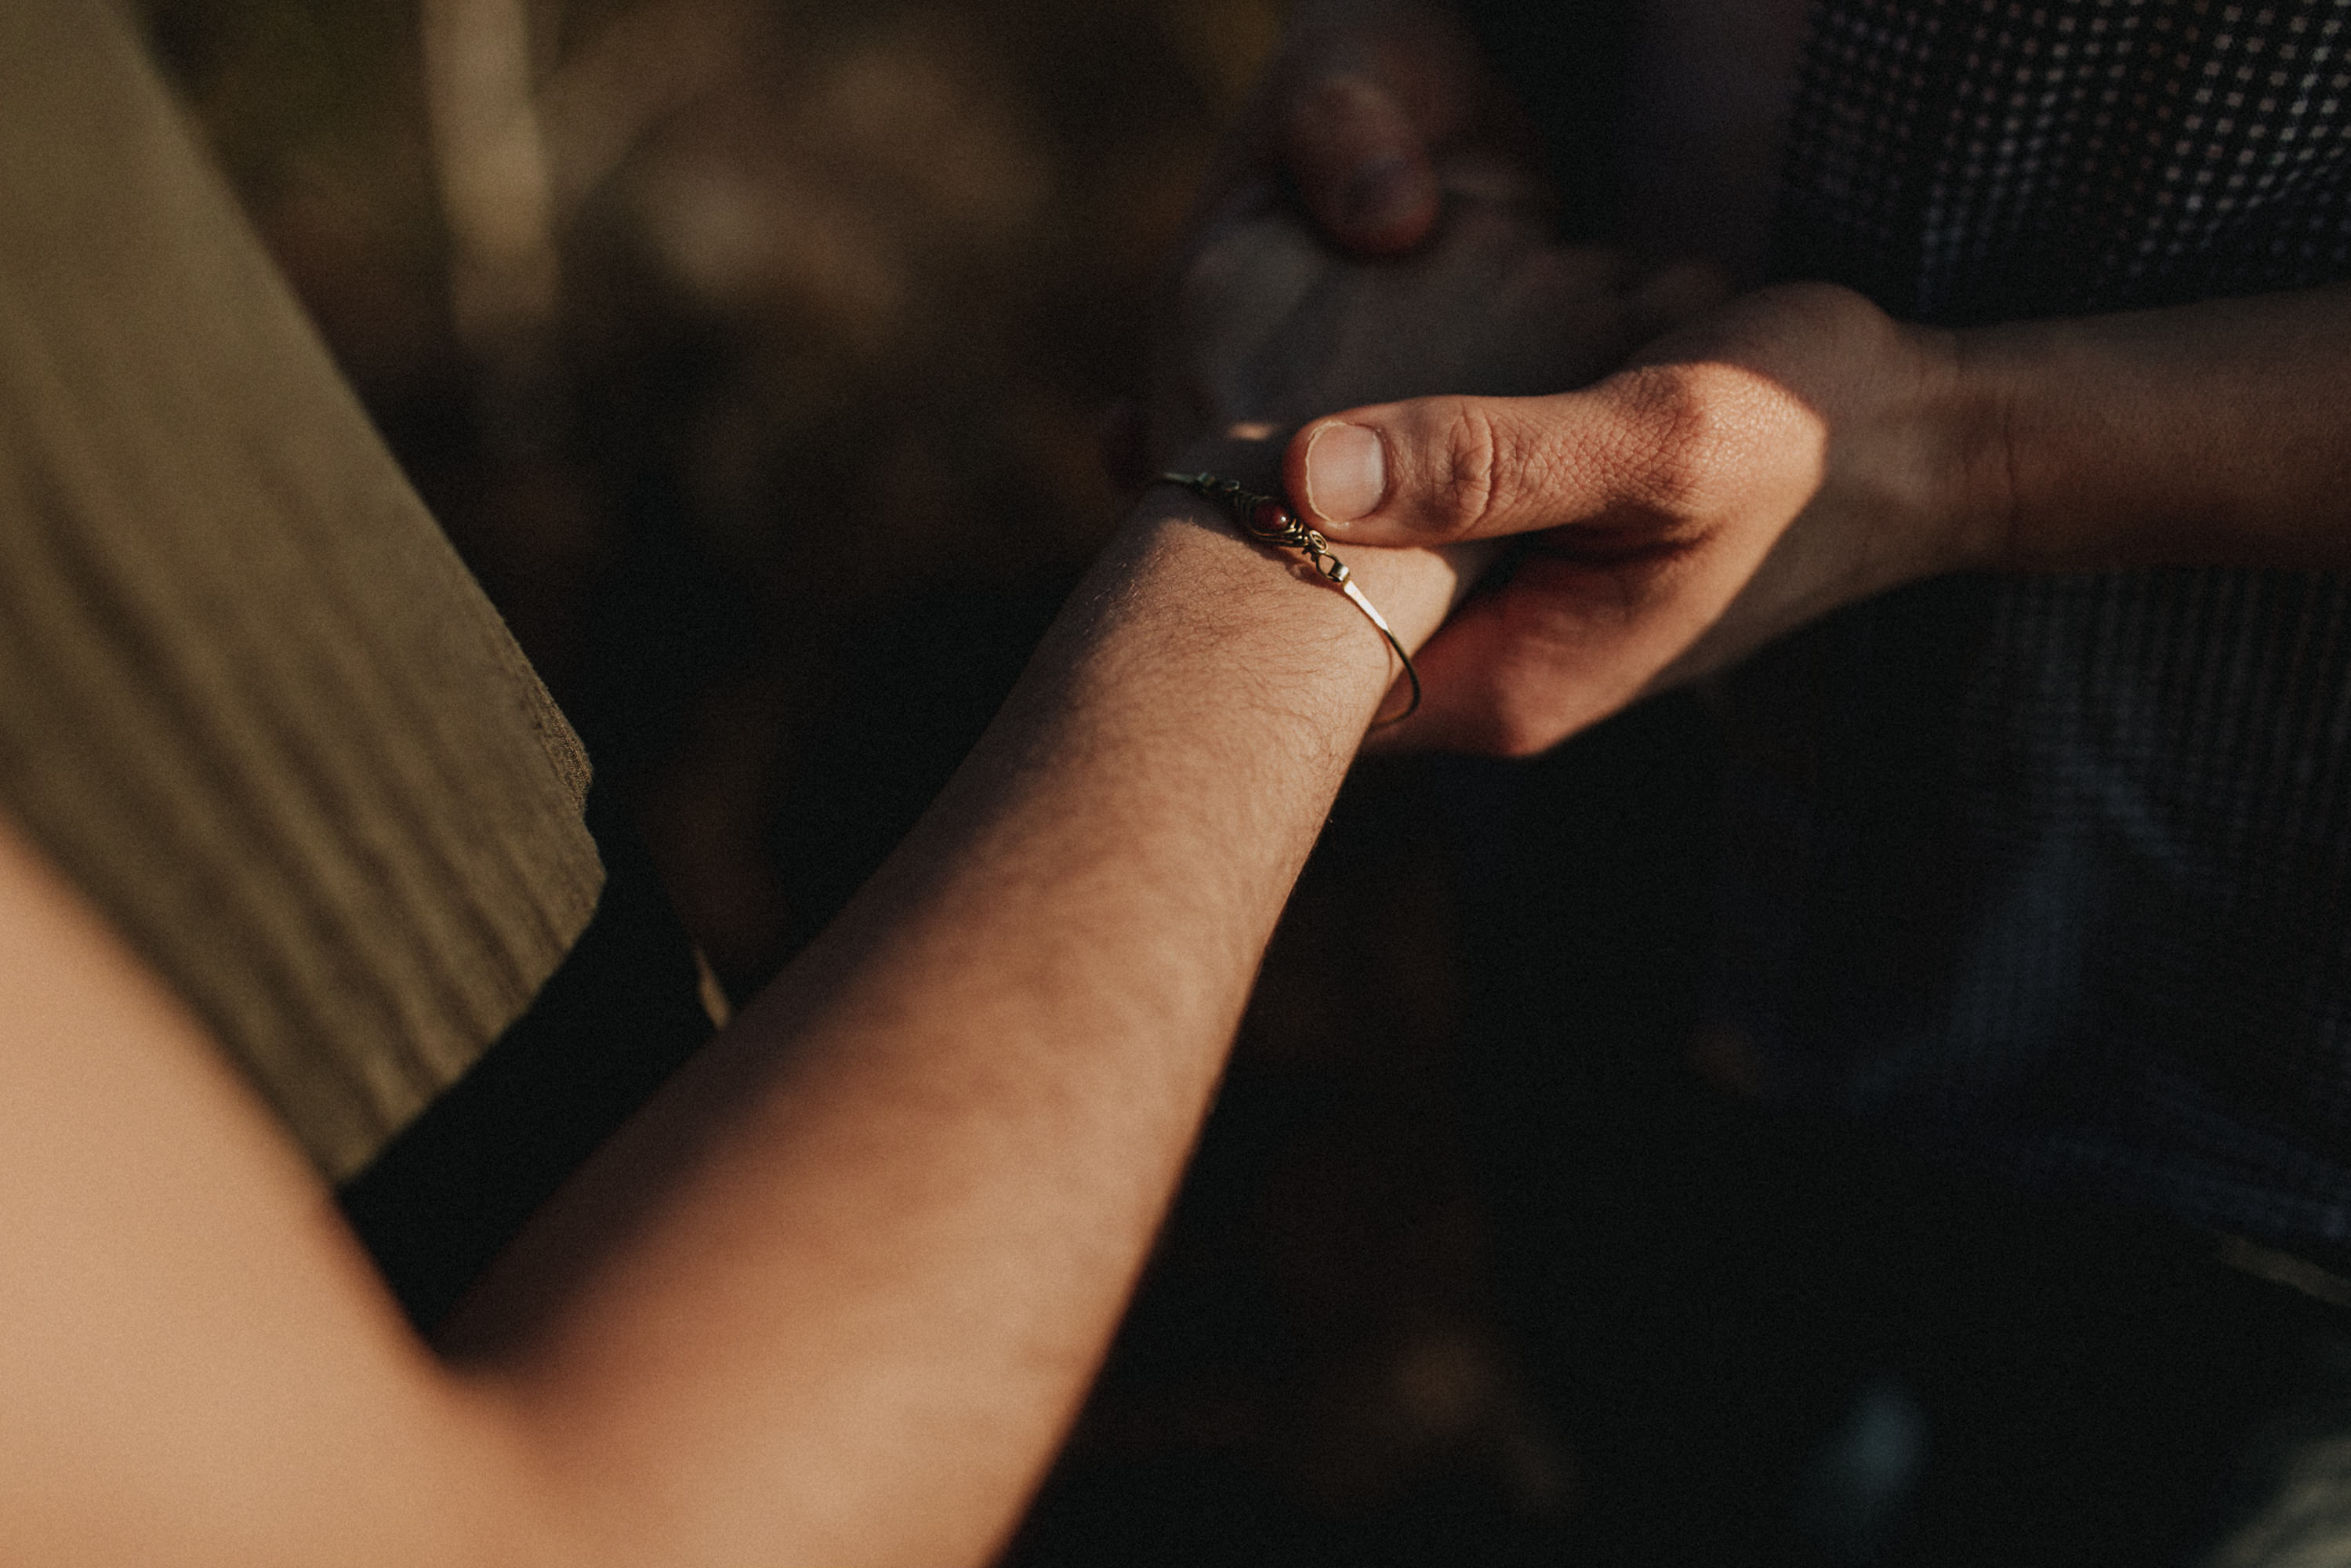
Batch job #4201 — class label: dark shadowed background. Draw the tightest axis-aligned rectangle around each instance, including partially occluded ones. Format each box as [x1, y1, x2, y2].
[130, 3, 1729, 1560]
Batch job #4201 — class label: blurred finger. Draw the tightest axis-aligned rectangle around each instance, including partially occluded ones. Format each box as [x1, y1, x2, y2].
[1280, 71, 1442, 255]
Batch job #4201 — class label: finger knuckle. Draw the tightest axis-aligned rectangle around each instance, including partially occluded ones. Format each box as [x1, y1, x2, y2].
[1429, 401, 1513, 538]
[1613, 364, 1761, 518]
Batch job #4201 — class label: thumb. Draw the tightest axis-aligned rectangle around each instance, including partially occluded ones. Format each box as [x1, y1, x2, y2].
[1284, 384, 1666, 546]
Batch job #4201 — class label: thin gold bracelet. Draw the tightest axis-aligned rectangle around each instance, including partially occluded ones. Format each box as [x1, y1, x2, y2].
[1157, 471, 1421, 725]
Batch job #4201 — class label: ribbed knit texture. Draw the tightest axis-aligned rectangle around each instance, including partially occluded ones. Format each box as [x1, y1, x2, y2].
[0, 0, 602, 1181]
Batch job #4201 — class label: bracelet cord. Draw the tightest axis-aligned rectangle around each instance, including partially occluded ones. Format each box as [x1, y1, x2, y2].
[1156, 472, 1422, 726]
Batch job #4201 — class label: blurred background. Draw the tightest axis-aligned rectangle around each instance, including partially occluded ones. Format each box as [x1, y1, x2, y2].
[116, 10, 2322, 1564]
[134, 2, 1711, 1560]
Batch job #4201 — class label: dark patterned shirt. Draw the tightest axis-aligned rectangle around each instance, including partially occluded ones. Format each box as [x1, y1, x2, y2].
[1779, 0, 2351, 320]
[1724, 0, 2351, 1260]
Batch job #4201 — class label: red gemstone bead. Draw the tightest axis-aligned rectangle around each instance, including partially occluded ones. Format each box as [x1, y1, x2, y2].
[1249, 498, 1293, 537]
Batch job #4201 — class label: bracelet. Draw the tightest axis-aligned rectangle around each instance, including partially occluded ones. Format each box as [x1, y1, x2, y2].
[1156, 471, 1422, 725]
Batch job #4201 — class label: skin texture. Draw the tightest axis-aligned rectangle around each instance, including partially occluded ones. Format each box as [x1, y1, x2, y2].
[1285, 281, 1994, 753]
[1257, 1, 2351, 759]
[22, 5, 2342, 1556]
[0, 168, 1600, 1565]
[1283, 278, 2351, 757]
[0, 498, 1467, 1568]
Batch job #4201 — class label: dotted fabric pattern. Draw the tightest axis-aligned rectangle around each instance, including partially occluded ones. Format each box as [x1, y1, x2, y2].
[1723, 0, 2351, 1261]
[1778, 0, 2351, 321]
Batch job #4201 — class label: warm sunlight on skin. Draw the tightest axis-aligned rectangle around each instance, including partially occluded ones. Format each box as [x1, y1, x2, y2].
[1257, 2, 2351, 762]
[0, 493, 1473, 1568]
[20, 0, 2351, 1554]
[1277, 278, 2351, 757]
[0, 814, 543, 1567]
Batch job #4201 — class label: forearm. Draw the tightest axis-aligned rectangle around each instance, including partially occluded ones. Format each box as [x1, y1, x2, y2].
[1961, 282, 2351, 573]
[452, 492, 1463, 1566]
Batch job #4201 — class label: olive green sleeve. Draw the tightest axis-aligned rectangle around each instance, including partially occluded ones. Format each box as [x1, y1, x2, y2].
[0, 0, 604, 1180]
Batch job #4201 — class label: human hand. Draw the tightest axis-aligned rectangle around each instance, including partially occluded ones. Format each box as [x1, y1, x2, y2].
[1141, 164, 1721, 724]
[1151, 157, 1718, 491]
[1276, 282, 2014, 754]
[1209, 0, 1549, 257]
[1100, 2, 1574, 489]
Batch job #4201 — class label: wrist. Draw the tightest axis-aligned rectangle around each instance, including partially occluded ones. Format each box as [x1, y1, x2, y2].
[1091, 481, 1463, 733]
[1935, 321, 2031, 575]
